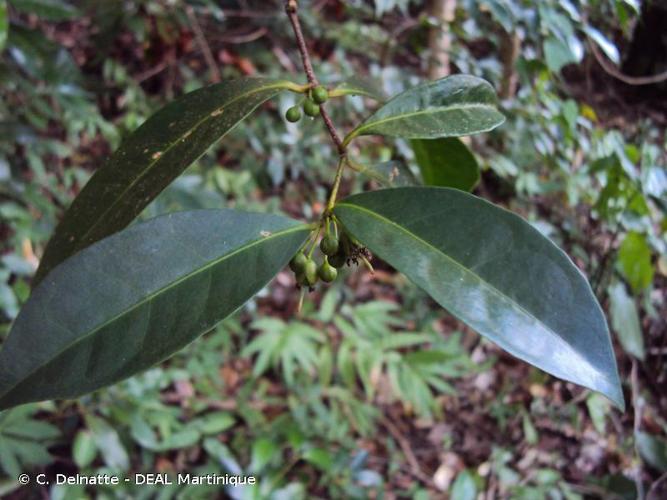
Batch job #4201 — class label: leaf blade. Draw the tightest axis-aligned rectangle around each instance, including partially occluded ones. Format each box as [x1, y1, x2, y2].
[0, 209, 309, 410]
[34, 78, 294, 284]
[343, 75, 505, 145]
[334, 187, 623, 408]
[411, 137, 480, 191]
[348, 159, 418, 188]
[328, 77, 385, 101]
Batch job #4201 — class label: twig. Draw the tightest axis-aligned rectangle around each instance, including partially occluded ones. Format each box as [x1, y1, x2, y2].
[135, 61, 168, 83]
[589, 39, 667, 86]
[647, 471, 667, 500]
[632, 360, 646, 500]
[217, 27, 268, 44]
[284, 0, 345, 154]
[379, 414, 433, 486]
[185, 4, 221, 83]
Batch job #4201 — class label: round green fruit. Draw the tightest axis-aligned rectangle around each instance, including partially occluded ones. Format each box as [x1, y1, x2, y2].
[289, 252, 307, 272]
[320, 234, 339, 256]
[303, 99, 320, 117]
[318, 261, 338, 282]
[285, 106, 301, 123]
[312, 86, 328, 104]
[304, 259, 318, 286]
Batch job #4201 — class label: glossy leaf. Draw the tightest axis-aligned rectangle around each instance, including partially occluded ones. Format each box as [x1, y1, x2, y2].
[35, 78, 295, 284]
[608, 281, 644, 360]
[343, 75, 505, 146]
[349, 159, 418, 187]
[0, 210, 309, 410]
[329, 77, 385, 101]
[334, 187, 623, 408]
[411, 138, 480, 191]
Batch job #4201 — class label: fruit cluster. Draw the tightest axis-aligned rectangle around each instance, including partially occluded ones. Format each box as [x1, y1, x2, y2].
[285, 85, 329, 123]
[289, 219, 370, 290]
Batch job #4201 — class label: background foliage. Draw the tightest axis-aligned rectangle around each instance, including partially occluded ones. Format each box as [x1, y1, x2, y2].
[0, 0, 665, 498]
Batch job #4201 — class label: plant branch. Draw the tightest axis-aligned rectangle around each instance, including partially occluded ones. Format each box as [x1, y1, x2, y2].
[284, 0, 345, 154]
[185, 4, 221, 83]
[588, 38, 667, 86]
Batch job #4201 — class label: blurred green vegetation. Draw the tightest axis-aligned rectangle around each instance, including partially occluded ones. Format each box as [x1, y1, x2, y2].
[0, 0, 665, 498]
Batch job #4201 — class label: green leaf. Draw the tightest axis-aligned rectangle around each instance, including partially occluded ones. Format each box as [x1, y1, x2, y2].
[334, 187, 624, 408]
[0, 1, 8, 53]
[85, 415, 128, 471]
[543, 37, 579, 72]
[249, 438, 278, 473]
[584, 26, 620, 65]
[195, 412, 235, 435]
[636, 431, 667, 472]
[72, 431, 97, 469]
[329, 77, 385, 101]
[34, 78, 295, 284]
[348, 159, 418, 187]
[608, 281, 644, 360]
[303, 447, 333, 472]
[586, 393, 610, 434]
[343, 75, 505, 146]
[411, 138, 480, 191]
[451, 469, 477, 500]
[7, 0, 78, 21]
[0, 210, 309, 410]
[617, 232, 653, 293]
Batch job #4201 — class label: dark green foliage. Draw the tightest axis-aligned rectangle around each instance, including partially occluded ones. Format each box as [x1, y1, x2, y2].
[0, 211, 309, 409]
[334, 188, 624, 408]
[34, 78, 295, 284]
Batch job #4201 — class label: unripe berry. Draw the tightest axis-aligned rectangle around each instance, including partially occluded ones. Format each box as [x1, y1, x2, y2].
[312, 86, 328, 104]
[304, 259, 318, 286]
[303, 99, 320, 117]
[318, 260, 338, 282]
[285, 106, 301, 122]
[320, 234, 339, 256]
[289, 252, 307, 272]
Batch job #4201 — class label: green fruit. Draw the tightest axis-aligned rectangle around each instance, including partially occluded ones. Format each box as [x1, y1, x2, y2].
[289, 252, 307, 272]
[312, 86, 328, 104]
[303, 99, 320, 117]
[295, 272, 307, 286]
[320, 234, 339, 256]
[285, 106, 301, 122]
[329, 252, 346, 269]
[304, 259, 318, 286]
[318, 261, 338, 282]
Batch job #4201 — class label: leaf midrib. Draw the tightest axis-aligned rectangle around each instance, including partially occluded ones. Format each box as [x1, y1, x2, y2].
[0, 223, 308, 401]
[75, 80, 291, 249]
[347, 102, 501, 142]
[335, 202, 576, 354]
